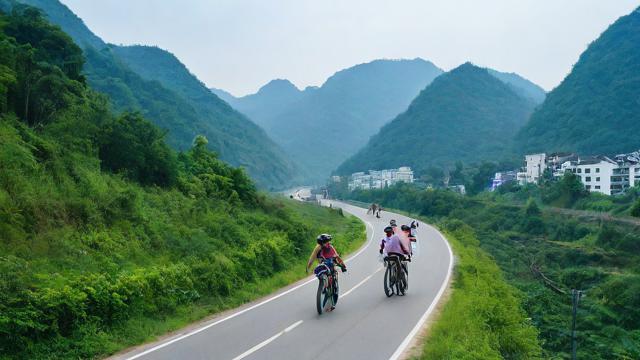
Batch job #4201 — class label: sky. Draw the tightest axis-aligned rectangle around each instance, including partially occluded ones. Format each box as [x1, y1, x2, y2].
[61, 0, 639, 96]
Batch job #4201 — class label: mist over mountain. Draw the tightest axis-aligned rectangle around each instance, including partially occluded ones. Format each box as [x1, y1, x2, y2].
[487, 69, 546, 105]
[11, 0, 299, 189]
[217, 58, 444, 182]
[336, 63, 537, 176]
[516, 6, 640, 156]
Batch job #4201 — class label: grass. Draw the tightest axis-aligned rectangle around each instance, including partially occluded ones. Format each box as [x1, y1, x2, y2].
[415, 220, 542, 360]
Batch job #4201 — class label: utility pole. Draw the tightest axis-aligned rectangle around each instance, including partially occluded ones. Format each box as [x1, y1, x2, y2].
[571, 289, 583, 360]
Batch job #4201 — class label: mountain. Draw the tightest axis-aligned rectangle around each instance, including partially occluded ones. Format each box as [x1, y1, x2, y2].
[218, 79, 307, 131]
[336, 63, 537, 176]
[217, 59, 444, 182]
[516, 7, 640, 156]
[210, 87, 238, 105]
[11, 0, 299, 189]
[488, 69, 546, 104]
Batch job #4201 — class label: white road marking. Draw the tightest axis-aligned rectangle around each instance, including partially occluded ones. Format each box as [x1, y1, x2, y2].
[123, 207, 376, 360]
[230, 320, 303, 360]
[388, 225, 454, 360]
[342, 267, 382, 298]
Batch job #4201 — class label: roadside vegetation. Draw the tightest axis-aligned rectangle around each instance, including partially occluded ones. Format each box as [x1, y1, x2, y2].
[0, 8, 365, 359]
[417, 220, 542, 359]
[343, 181, 640, 359]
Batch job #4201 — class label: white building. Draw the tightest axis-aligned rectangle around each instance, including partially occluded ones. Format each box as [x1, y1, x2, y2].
[518, 153, 546, 185]
[348, 167, 414, 191]
[563, 156, 618, 195]
[519, 150, 640, 196]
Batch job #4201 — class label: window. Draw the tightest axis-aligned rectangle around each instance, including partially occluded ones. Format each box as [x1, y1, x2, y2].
[596, 168, 600, 173]
[596, 177, 600, 182]
[595, 185, 601, 189]
[586, 185, 591, 190]
[585, 168, 591, 174]
[577, 168, 582, 173]
[585, 176, 591, 182]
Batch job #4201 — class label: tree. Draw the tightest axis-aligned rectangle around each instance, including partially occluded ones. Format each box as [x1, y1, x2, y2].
[542, 172, 588, 208]
[98, 112, 178, 187]
[521, 198, 545, 235]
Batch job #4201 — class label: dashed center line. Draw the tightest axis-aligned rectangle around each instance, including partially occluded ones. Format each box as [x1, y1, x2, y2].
[230, 320, 303, 360]
[342, 267, 383, 298]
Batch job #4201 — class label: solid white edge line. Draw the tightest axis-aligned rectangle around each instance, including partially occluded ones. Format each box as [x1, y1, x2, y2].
[124, 203, 375, 360]
[388, 225, 454, 360]
[231, 320, 303, 360]
[342, 267, 382, 298]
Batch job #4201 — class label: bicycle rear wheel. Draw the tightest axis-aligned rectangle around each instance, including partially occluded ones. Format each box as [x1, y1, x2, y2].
[384, 263, 394, 297]
[316, 276, 327, 315]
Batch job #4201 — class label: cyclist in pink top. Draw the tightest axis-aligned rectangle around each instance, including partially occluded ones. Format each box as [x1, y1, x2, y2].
[379, 226, 409, 257]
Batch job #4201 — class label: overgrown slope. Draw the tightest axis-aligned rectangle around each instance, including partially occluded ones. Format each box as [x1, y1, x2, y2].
[516, 6, 640, 156]
[9, 0, 299, 189]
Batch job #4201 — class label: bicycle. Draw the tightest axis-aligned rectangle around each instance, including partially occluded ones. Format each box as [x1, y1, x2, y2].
[383, 254, 409, 297]
[314, 258, 340, 314]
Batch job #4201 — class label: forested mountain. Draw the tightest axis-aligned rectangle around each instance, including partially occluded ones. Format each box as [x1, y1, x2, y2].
[216, 59, 444, 182]
[336, 63, 537, 176]
[0, 8, 361, 358]
[516, 6, 640, 156]
[487, 69, 546, 104]
[8, 0, 299, 189]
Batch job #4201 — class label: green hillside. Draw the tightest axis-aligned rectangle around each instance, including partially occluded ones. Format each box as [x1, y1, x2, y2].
[516, 6, 640, 156]
[219, 59, 444, 182]
[10, 0, 299, 189]
[336, 63, 536, 176]
[487, 68, 546, 104]
[0, 8, 363, 358]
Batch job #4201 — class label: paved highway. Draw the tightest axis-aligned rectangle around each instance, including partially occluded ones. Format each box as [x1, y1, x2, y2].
[112, 201, 453, 360]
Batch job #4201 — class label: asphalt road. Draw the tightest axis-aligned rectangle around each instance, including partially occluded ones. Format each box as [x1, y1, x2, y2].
[113, 201, 453, 360]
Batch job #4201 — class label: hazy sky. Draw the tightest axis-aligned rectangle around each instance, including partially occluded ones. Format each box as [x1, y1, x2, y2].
[62, 0, 639, 96]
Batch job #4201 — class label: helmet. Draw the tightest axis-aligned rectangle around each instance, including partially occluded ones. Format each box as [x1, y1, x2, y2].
[390, 219, 397, 226]
[317, 234, 332, 245]
[384, 226, 394, 233]
[401, 224, 410, 231]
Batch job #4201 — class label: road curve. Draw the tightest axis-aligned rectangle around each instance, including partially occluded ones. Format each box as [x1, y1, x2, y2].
[111, 201, 453, 360]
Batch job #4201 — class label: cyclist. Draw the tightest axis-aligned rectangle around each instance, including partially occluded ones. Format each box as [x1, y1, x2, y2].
[410, 220, 419, 237]
[306, 234, 347, 274]
[399, 224, 413, 256]
[379, 226, 409, 258]
[389, 219, 398, 234]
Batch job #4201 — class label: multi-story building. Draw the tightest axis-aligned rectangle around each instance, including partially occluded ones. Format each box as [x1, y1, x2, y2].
[517, 153, 546, 185]
[518, 150, 640, 196]
[562, 156, 618, 195]
[348, 167, 414, 191]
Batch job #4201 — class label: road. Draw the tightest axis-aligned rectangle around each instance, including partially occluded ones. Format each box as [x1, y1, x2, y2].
[113, 201, 453, 360]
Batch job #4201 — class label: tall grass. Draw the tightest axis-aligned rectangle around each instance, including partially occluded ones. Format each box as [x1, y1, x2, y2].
[417, 220, 542, 359]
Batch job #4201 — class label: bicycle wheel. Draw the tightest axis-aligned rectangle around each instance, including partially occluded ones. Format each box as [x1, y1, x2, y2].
[332, 273, 339, 306]
[316, 276, 327, 315]
[384, 263, 394, 297]
[395, 259, 405, 296]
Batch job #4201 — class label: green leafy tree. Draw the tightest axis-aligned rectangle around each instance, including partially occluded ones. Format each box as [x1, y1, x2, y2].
[98, 112, 178, 187]
[542, 172, 588, 207]
[521, 198, 545, 235]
